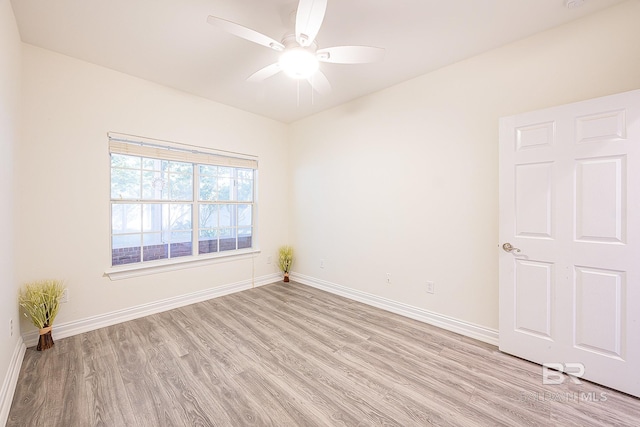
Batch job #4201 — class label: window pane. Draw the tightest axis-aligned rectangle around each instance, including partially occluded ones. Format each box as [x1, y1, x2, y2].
[143, 232, 163, 246]
[199, 229, 218, 240]
[143, 204, 163, 232]
[111, 154, 140, 169]
[112, 204, 141, 233]
[169, 161, 192, 174]
[199, 175, 217, 201]
[170, 204, 192, 230]
[238, 227, 252, 249]
[170, 231, 192, 258]
[142, 171, 167, 199]
[111, 147, 257, 265]
[171, 231, 191, 243]
[219, 205, 236, 228]
[218, 167, 233, 177]
[199, 204, 218, 229]
[219, 228, 237, 252]
[112, 234, 141, 249]
[112, 235, 141, 265]
[143, 233, 167, 261]
[111, 168, 141, 199]
[200, 165, 217, 176]
[237, 169, 253, 180]
[198, 229, 218, 255]
[142, 158, 163, 170]
[238, 205, 252, 227]
[219, 228, 234, 238]
[237, 179, 253, 202]
[169, 172, 193, 200]
[217, 177, 232, 201]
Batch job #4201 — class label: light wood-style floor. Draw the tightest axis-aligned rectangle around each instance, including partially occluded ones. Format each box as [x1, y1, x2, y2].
[8, 282, 640, 426]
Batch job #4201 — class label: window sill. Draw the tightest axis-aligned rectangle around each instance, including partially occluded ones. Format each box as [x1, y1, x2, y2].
[104, 248, 261, 280]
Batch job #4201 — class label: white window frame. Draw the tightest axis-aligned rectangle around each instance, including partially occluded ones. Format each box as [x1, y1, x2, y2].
[105, 133, 259, 280]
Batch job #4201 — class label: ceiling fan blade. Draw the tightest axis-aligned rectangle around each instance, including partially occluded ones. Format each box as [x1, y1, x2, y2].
[307, 70, 331, 95]
[295, 0, 327, 47]
[207, 16, 285, 51]
[247, 63, 282, 82]
[316, 46, 385, 64]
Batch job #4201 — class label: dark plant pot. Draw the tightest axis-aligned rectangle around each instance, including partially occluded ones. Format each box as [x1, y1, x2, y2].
[284, 272, 290, 282]
[37, 326, 54, 351]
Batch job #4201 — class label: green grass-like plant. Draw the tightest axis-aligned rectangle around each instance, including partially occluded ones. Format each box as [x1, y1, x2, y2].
[19, 279, 65, 330]
[278, 245, 294, 274]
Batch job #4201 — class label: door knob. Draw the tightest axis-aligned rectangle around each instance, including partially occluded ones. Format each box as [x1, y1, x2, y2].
[502, 242, 521, 253]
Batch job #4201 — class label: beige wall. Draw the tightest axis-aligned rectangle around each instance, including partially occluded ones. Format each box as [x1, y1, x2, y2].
[0, 0, 21, 415]
[289, 0, 640, 330]
[17, 45, 289, 329]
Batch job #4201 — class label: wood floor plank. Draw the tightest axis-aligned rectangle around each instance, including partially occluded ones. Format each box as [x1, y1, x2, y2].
[49, 335, 90, 426]
[232, 368, 321, 427]
[112, 317, 185, 427]
[8, 281, 640, 426]
[83, 329, 138, 426]
[231, 289, 368, 352]
[7, 347, 56, 426]
[335, 341, 506, 426]
[146, 341, 224, 427]
[230, 291, 401, 403]
[262, 285, 446, 356]
[222, 291, 408, 425]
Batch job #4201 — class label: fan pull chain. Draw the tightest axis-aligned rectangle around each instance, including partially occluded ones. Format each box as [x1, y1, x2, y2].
[311, 76, 315, 105]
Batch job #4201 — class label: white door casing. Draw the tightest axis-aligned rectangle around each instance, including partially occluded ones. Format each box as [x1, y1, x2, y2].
[499, 89, 640, 397]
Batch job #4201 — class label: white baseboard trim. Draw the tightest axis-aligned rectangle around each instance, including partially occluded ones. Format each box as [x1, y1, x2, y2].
[291, 273, 499, 346]
[0, 338, 26, 427]
[23, 273, 282, 348]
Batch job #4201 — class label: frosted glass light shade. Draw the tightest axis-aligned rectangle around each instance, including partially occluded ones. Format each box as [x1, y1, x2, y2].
[278, 48, 319, 79]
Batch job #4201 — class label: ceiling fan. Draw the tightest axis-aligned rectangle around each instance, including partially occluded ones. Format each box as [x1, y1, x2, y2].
[207, 0, 385, 94]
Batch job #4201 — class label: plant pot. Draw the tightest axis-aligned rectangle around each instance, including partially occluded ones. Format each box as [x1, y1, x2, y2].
[284, 272, 290, 282]
[37, 325, 55, 351]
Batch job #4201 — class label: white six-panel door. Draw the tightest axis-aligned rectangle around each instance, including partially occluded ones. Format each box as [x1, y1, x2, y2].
[499, 89, 640, 397]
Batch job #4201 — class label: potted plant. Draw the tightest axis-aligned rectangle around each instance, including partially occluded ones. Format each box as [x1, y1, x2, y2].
[18, 279, 66, 351]
[278, 245, 294, 282]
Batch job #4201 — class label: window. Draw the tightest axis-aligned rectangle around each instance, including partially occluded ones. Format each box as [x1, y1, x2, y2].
[109, 134, 257, 267]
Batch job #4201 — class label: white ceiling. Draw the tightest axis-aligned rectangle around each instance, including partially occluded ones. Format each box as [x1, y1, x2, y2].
[11, 0, 624, 123]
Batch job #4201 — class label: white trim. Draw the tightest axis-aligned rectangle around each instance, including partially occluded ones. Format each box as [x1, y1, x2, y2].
[105, 249, 261, 280]
[291, 272, 499, 346]
[0, 338, 26, 427]
[107, 131, 259, 165]
[23, 273, 281, 347]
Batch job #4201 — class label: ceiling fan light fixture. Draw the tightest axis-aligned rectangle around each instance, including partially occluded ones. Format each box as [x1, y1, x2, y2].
[278, 48, 319, 79]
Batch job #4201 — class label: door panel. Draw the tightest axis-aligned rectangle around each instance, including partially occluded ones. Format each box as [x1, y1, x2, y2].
[516, 121, 555, 150]
[575, 156, 625, 243]
[574, 266, 624, 358]
[515, 162, 553, 238]
[576, 109, 626, 143]
[514, 260, 554, 339]
[499, 89, 640, 397]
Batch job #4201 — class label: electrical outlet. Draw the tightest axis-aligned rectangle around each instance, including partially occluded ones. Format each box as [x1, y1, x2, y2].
[61, 288, 69, 303]
[426, 281, 435, 294]
[320, 259, 325, 269]
[386, 273, 391, 284]
[267, 255, 272, 264]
